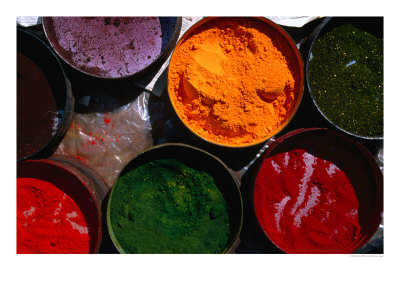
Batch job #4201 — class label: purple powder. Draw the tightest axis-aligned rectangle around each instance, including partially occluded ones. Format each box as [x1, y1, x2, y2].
[48, 17, 162, 78]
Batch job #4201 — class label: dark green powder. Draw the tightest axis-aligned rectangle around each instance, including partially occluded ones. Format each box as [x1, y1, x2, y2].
[109, 158, 230, 253]
[308, 23, 383, 137]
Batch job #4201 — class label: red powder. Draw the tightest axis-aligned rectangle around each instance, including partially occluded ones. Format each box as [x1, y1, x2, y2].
[254, 148, 362, 254]
[104, 117, 111, 124]
[17, 177, 90, 254]
[75, 155, 86, 162]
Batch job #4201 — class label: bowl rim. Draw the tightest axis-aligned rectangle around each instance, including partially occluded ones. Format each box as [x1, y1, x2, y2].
[17, 158, 103, 254]
[42, 17, 183, 80]
[106, 142, 244, 254]
[17, 27, 73, 162]
[305, 16, 384, 141]
[250, 127, 384, 254]
[167, 16, 305, 149]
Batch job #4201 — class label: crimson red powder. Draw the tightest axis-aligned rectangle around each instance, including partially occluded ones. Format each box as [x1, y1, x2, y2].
[253, 130, 380, 254]
[17, 177, 90, 254]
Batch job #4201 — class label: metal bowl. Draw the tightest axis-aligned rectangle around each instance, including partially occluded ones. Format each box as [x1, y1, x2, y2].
[167, 17, 304, 148]
[106, 143, 243, 253]
[17, 28, 74, 161]
[42, 17, 182, 80]
[251, 128, 383, 253]
[305, 17, 383, 140]
[17, 158, 103, 253]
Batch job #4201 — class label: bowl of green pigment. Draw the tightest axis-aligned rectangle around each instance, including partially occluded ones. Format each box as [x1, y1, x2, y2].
[106, 143, 243, 254]
[306, 17, 383, 140]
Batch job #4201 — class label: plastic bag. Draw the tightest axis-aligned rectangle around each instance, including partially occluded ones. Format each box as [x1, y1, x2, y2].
[56, 93, 153, 188]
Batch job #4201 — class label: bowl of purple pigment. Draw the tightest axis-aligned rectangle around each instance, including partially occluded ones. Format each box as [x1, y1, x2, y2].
[42, 17, 182, 80]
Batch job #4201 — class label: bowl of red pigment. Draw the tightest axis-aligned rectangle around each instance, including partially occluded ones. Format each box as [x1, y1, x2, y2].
[17, 28, 74, 161]
[252, 128, 383, 254]
[42, 17, 182, 79]
[106, 143, 243, 254]
[167, 17, 304, 148]
[17, 159, 103, 254]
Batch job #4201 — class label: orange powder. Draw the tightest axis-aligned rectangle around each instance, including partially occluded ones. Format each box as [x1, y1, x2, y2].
[168, 18, 299, 146]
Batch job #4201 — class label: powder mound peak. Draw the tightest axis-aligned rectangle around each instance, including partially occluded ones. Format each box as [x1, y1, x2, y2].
[169, 18, 298, 146]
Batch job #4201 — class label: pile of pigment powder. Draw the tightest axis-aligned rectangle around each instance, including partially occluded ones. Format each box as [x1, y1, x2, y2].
[109, 159, 230, 253]
[17, 178, 91, 254]
[253, 131, 380, 253]
[17, 52, 60, 160]
[168, 18, 298, 146]
[47, 17, 162, 78]
[308, 23, 383, 137]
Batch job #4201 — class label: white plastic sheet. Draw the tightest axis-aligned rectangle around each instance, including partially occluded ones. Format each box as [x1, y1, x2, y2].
[55, 93, 153, 188]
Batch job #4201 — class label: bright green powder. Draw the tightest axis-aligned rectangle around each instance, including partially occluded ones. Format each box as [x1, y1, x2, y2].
[109, 158, 230, 253]
[308, 23, 383, 137]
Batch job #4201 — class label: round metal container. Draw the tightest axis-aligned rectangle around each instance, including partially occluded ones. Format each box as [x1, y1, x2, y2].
[17, 28, 74, 161]
[251, 128, 383, 254]
[106, 143, 243, 254]
[167, 17, 304, 148]
[42, 17, 182, 80]
[305, 17, 383, 140]
[49, 154, 109, 201]
[17, 157, 105, 253]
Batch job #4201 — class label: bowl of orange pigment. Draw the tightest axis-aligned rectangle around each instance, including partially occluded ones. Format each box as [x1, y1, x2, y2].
[167, 17, 304, 148]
